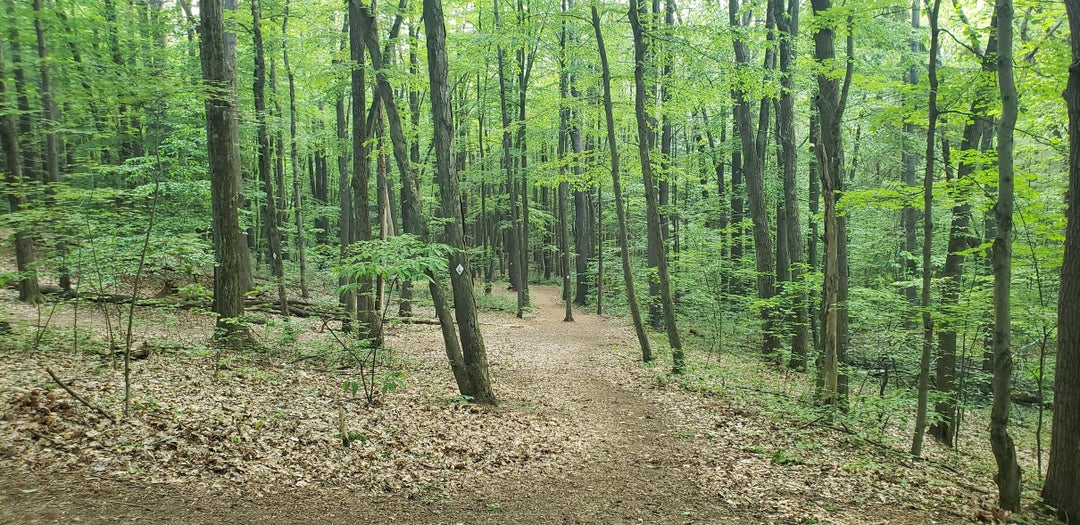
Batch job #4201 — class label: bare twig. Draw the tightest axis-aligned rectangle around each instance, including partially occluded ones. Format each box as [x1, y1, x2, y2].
[45, 368, 116, 423]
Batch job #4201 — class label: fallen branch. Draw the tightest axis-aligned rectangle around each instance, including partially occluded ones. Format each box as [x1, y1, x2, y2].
[45, 368, 117, 423]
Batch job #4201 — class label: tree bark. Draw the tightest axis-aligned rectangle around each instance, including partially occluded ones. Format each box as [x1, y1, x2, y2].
[424, 0, 497, 404]
[629, 0, 683, 373]
[912, 0, 941, 459]
[282, 0, 309, 300]
[199, 0, 251, 343]
[349, 0, 382, 345]
[731, 0, 779, 360]
[0, 49, 43, 305]
[901, 1, 920, 318]
[592, 3, 652, 363]
[1043, 2, 1080, 518]
[251, 0, 288, 317]
[811, 0, 847, 408]
[990, 0, 1021, 511]
[931, 21, 997, 449]
[774, 0, 807, 369]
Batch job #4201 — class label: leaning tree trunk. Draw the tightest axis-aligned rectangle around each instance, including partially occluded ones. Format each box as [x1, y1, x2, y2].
[629, 0, 683, 373]
[592, 3, 652, 363]
[990, 0, 1021, 511]
[1043, 1, 1080, 518]
[424, 0, 497, 404]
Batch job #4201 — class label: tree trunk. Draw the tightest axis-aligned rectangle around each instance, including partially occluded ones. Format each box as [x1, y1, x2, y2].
[349, 0, 382, 344]
[571, 137, 594, 306]
[912, 0, 941, 459]
[811, 0, 847, 408]
[282, 0, 309, 300]
[0, 53, 43, 305]
[990, 0, 1021, 511]
[774, 0, 807, 369]
[424, 0, 497, 404]
[1043, 2, 1080, 518]
[731, 0, 779, 360]
[558, 11, 575, 322]
[592, 3, 652, 363]
[199, 0, 251, 343]
[251, 0, 288, 317]
[901, 0, 920, 318]
[931, 19, 998, 449]
[493, 0, 521, 298]
[629, 0, 683, 373]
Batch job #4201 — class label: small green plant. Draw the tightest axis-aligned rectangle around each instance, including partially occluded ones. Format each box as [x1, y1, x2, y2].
[770, 448, 805, 466]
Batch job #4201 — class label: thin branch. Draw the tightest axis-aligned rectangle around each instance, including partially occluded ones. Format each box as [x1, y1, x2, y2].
[45, 368, 116, 423]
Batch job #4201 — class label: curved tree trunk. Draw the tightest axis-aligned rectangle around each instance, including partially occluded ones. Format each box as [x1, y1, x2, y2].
[424, 0, 496, 404]
[629, 0, 683, 373]
[592, 3, 652, 363]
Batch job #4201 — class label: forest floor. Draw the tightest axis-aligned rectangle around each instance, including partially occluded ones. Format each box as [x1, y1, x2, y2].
[0, 284, 1012, 524]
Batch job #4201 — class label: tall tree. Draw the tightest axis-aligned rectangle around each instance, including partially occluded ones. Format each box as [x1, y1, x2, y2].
[349, 0, 382, 345]
[989, 0, 1021, 511]
[592, 2, 652, 363]
[424, 0, 497, 404]
[931, 14, 997, 448]
[0, 47, 43, 305]
[200, 0, 251, 343]
[901, 0, 920, 316]
[282, 0, 309, 299]
[912, 0, 941, 459]
[811, 0, 847, 407]
[629, 0, 683, 373]
[730, 0, 779, 360]
[773, 0, 808, 369]
[251, 0, 288, 317]
[1043, 1, 1080, 518]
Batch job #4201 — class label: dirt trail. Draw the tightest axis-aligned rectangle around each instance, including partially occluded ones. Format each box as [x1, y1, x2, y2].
[1, 286, 739, 524]
[467, 286, 737, 523]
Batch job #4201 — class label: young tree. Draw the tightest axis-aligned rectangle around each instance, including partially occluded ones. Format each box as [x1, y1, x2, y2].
[1043, 1, 1080, 518]
[282, 0, 309, 300]
[912, 0, 942, 459]
[200, 0, 252, 343]
[424, 0, 497, 404]
[592, 3, 652, 363]
[629, 0, 683, 373]
[989, 0, 1021, 511]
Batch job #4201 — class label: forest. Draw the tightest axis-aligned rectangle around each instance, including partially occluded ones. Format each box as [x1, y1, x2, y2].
[1, 0, 1079, 522]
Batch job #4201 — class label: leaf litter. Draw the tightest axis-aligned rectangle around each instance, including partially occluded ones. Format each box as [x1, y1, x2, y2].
[0, 285, 1027, 523]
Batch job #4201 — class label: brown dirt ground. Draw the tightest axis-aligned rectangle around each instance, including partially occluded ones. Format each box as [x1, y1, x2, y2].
[0, 285, 986, 524]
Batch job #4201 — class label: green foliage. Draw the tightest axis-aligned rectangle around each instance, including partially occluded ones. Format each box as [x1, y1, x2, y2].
[335, 235, 453, 291]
